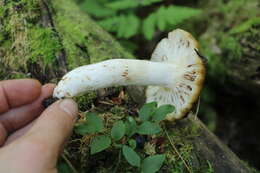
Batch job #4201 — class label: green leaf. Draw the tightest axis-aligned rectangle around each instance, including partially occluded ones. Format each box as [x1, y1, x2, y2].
[122, 145, 141, 167]
[125, 117, 137, 137]
[106, 0, 139, 10]
[152, 104, 175, 122]
[139, 102, 157, 121]
[123, 14, 141, 38]
[165, 6, 201, 26]
[106, 0, 162, 10]
[141, 0, 162, 6]
[128, 139, 137, 149]
[137, 122, 161, 135]
[142, 154, 165, 173]
[117, 15, 128, 38]
[142, 14, 156, 40]
[156, 6, 167, 30]
[74, 113, 103, 135]
[80, 0, 115, 18]
[113, 14, 140, 39]
[57, 161, 71, 173]
[229, 17, 260, 34]
[90, 135, 111, 154]
[98, 16, 123, 32]
[111, 121, 126, 141]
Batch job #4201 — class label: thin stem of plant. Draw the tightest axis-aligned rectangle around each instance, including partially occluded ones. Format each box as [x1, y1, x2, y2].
[164, 128, 193, 173]
[62, 150, 79, 173]
[194, 96, 201, 120]
[112, 149, 122, 173]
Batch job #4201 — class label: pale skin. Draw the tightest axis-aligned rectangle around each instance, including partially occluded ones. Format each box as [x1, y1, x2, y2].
[0, 79, 78, 173]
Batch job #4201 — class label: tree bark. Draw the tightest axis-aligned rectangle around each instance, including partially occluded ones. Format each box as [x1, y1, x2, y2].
[0, 0, 256, 172]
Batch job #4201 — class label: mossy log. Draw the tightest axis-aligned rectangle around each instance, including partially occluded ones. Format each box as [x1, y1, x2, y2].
[196, 0, 260, 96]
[0, 0, 254, 172]
[0, 0, 133, 82]
[171, 116, 252, 173]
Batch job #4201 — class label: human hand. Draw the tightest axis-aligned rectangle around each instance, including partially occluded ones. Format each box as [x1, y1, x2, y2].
[0, 79, 78, 173]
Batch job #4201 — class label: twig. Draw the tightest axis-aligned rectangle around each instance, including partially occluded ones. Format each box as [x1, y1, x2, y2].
[62, 150, 79, 173]
[99, 100, 114, 105]
[164, 128, 193, 173]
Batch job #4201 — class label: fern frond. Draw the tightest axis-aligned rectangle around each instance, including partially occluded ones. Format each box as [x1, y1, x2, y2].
[165, 6, 201, 26]
[81, 0, 115, 18]
[98, 14, 140, 39]
[98, 16, 121, 32]
[106, 0, 162, 10]
[156, 6, 167, 30]
[142, 5, 201, 40]
[141, 0, 163, 6]
[117, 15, 129, 38]
[142, 13, 156, 40]
[123, 14, 141, 38]
[106, 0, 139, 10]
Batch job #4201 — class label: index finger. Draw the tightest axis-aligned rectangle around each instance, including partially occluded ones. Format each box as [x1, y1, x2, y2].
[0, 79, 42, 114]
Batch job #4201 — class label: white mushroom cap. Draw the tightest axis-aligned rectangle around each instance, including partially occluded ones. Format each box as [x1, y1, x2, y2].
[146, 29, 205, 120]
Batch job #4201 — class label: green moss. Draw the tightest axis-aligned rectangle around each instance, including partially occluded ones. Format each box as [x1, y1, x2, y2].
[0, 0, 44, 70]
[0, 33, 4, 43]
[219, 0, 247, 14]
[0, 7, 5, 20]
[220, 35, 242, 60]
[9, 72, 30, 79]
[51, 0, 134, 70]
[229, 17, 260, 34]
[169, 144, 195, 173]
[110, 106, 126, 117]
[200, 38, 227, 79]
[20, 0, 40, 10]
[168, 120, 199, 144]
[162, 119, 215, 173]
[198, 0, 259, 80]
[1, 0, 135, 82]
[75, 92, 98, 111]
[28, 27, 61, 67]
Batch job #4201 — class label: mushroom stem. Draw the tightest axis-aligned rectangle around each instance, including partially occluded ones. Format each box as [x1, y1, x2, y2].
[54, 59, 178, 98]
[53, 29, 205, 120]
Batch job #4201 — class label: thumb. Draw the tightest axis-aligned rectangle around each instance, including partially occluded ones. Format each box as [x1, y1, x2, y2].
[0, 99, 78, 173]
[23, 99, 78, 155]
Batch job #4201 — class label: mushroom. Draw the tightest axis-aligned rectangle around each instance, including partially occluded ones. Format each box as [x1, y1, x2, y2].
[53, 29, 205, 120]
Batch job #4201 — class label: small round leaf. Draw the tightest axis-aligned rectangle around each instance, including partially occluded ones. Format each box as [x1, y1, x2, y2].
[111, 121, 126, 141]
[139, 102, 157, 121]
[122, 145, 141, 167]
[90, 135, 111, 155]
[137, 122, 161, 135]
[152, 104, 175, 122]
[142, 154, 165, 173]
[74, 113, 103, 135]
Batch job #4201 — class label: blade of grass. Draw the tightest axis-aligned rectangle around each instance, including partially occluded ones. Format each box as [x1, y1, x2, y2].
[63, 150, 79, 173]
[112, 150, 122, 173]
[164, 127, 193, 173]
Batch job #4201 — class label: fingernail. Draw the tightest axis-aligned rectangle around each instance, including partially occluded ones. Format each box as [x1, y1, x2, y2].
[59, 99, 78, 118]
